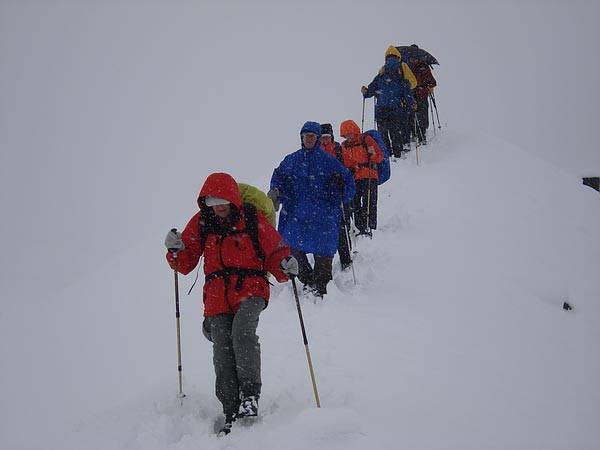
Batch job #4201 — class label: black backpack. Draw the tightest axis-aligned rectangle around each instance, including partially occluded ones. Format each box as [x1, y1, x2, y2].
[198, 202, 264, 261]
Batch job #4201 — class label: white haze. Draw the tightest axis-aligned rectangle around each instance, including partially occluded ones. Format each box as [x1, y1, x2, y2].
[0, 1, 599, 449]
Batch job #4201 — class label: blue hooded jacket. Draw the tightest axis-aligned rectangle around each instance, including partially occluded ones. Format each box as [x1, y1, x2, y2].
[270, 121, 356, 256]
[364, 63, 415, 119]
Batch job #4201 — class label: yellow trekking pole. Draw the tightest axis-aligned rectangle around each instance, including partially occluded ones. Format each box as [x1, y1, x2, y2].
[291, 278, 321, 408]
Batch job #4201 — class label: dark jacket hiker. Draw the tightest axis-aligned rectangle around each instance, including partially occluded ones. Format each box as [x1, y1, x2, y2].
[362, 45, 416, 156]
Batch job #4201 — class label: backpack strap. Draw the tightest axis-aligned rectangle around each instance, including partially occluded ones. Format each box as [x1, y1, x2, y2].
[198, 203, 267, 298]
[241, 203, 265, 262]
[198, 203, 264, 262]
[334, 142, 344, 164]
[361, 134, 377, 172]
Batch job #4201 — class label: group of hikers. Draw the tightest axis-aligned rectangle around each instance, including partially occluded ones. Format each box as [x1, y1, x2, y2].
[363, 44, 438, 157]
[164, 43, 438, 435]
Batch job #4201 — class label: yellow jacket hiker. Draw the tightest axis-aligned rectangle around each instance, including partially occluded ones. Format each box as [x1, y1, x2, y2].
[378, 45, 417, 90]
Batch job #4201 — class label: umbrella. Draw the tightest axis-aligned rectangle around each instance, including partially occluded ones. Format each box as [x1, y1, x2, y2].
[396, 45, 439, 65]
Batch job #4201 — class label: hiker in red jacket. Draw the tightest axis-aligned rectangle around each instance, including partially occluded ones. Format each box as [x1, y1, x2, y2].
[164, 172, 298, 434]
[320, 123, 353, 271]
[339, 120, 384, 236]
[410, 56, 437, 144]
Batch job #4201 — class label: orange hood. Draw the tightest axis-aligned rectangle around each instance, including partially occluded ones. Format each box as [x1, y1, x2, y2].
[340, 120, 362, 144]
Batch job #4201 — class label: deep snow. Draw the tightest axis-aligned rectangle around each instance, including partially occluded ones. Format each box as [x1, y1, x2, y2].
[4, 131, 600, 450]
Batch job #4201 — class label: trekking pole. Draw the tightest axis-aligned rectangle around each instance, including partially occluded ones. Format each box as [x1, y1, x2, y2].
[415, 108, 425, 145]
[169, 229, 186, 401]
[361, 97, 366, 133]
[414, 114, 421, 166]
[373, 98, 377, 130]
[291, 278, 321, 408]
[341, 201, 357, 285]
[366, 153, 373, 238]
[430, 92, 441, 130]
[428, 96, 436, 135]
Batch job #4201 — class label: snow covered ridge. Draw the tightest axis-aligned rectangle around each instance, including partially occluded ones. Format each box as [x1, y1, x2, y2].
[3, 130, 597, 450]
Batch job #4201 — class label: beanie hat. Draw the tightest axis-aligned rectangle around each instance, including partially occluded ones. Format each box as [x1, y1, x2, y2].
[320, 123, 334, 138]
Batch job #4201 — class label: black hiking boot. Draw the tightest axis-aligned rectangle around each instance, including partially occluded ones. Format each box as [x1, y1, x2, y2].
[217, 414, 236, 436]
[237, 395, 259, 418]
[341, 261, 353, 272]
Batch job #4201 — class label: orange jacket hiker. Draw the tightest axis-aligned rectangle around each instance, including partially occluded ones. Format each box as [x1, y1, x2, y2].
[339, 120, 384, 181]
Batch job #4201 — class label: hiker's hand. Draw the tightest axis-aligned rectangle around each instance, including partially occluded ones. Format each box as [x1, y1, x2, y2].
[165, 229, 184, 252]
[367, 146, 375, 155]
[268, 188, 280, 211]
[280, 256, 299, 276]
[411, 103, 418, 111]
[361, 86, 367, 96]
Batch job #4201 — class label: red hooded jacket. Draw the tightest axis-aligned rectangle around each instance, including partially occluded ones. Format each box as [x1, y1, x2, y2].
[166, 173, 291, 317]
[411, 59, 437, 98]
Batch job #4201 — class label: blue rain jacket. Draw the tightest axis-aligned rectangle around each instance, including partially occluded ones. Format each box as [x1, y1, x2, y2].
[364, 68, 415, 119]
[270, 121, 356, 256]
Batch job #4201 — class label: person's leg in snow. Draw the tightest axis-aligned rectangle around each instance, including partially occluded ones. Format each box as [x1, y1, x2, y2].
[205, 314, 240, 418]
[337, 221, 352, 269]
[353, 179, 369, 234]
[232, 297, 265, 418]
[367, 181, 378, 231]
[203, 296, 266, 422]
[312, 255, 333, 297]
[291, 248, 315, 291]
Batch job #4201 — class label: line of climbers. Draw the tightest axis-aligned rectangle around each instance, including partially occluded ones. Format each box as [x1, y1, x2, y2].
[362, 44, 437, 157]
[163, 42, 439, 434]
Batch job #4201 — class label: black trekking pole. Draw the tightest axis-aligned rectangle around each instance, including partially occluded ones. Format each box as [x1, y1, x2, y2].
[414, 114, 421, 166]
[430, 92, 441, 130]
[169, 229, 186, 402]
[341, 201, 357, 285]
[373, 98, 377, 130]
[291, 278, 321, 408]
[415, 108, 425, 145]
[429, 95, 437, 135]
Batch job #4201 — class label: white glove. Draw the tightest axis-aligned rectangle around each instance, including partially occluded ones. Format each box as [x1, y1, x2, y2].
[165, 228, 184, 252]
[280, 255, 299, 276]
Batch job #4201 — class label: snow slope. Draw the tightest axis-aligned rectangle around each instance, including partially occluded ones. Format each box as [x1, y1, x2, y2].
[4, 130, 598, 450]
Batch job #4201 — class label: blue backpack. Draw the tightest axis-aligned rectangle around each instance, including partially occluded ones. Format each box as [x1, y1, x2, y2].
[362, 129, 390, 185]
